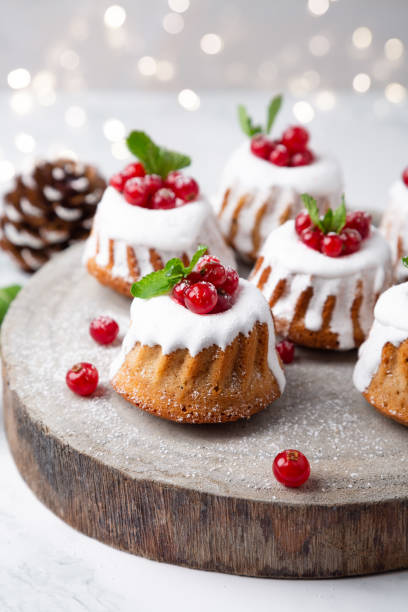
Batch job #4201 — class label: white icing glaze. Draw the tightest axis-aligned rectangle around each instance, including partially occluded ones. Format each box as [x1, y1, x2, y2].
[83, 186, 236, 280]
[380, 179, 408, 281]
[3, 223, 43, 248]
[70, 176, 89, 191]
[353, 283, 408, 392]
[213, 141, 343, 258]
[20, 197, 43, 218]
[39, 228, 70, 243]
[54, 205, 82, 221]
[251, 221, 392, 350]
[52, 167, 65, 180]
[20, 248, 43, 270]
[85, 190, 103, 205]
[110, 279, 286, 392]
[43, 186, 61, 201]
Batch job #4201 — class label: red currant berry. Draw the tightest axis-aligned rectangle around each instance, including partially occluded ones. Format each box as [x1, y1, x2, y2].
[184, 281, 218, 315]
[143, 174, 163, 196]
[186, 270, 203, 284]
[272, 449, 310, 488]
[250, 135, 274, 160]
[109, 173, 126, 192]
[290, 149, 314, 167]
[171, 279, 191, 306]
[123, 177, 150, 207]
[66, 362, 99, 397]
[295, 211, 312, 235]
[340, 228, 362, 255]
[164, 170, 182, 188]
[196, 255, 226, 288]
[172, 176, 199, 202]
[151, 188, 177, 210]
[269, 144, 290, 167]
[300, 227, 323, 251]
[212, 291, 233, 313]
[345, 211, 371, 240]
[122, 162, 146, 181]
[321, 233, 343, 258]
[175, 197, 187, 207]
[281, 125, 309, 153]
[218, 266, 239, 297]
[276, 339, 295, 364]
[402, 167, 408, 188]
[89, 315, 119, 345]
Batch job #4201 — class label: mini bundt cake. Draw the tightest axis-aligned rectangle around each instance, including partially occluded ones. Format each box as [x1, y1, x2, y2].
[213, 95, 342, 261]
[111, 248, 285, 423]
[353, 278, 408, 426]
[84, 131, 235, 296]
[380, 167, 408, 282]
[250, 195, 392, 350]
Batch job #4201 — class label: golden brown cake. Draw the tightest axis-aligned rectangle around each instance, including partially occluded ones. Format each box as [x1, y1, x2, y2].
[353, 283, 408, 426]
[110, 279, 285, 424]
[250, 218, 392, 350]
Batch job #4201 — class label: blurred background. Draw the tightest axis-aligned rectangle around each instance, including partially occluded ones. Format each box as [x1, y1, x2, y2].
[0, 0, 407, 220]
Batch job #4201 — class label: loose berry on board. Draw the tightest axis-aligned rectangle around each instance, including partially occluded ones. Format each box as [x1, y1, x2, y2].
[218, 266, 239, 297]
[196, 255, 227, 288]
[341, 228, 362, 255]
[89, 316, 119, 345]
[290, 149, 314, 167]
[171, 279, 191, 306]
[269, 144, 289, 167]
[281, 125, 309, 153]
[321, 233, 343, 257]
[250, 135, 273, 159]
[172, 176, 199, 202]
[295, 211, 312, 236]
[66, 362, 99, 397]
[121, 162, 146, 180]
[345, 211, 371, 240]
[403, 167, 408, 188]
[300, 227, 323, 251]
[184, 281, 218, 315]
[272, 449, 310, 488]
[123, 177, 150, 207]
[151, 188, 177, 210]
[276, 339, 295, 364]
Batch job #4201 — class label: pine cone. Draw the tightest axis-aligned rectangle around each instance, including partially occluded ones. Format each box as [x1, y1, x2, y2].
[0, 158, 106, 272]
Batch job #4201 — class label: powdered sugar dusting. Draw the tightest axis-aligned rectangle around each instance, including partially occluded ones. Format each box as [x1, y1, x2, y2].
[2, 244, 408, 505]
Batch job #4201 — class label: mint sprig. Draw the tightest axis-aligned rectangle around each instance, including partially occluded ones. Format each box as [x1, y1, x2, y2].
[126, 131, 191, 179]
[403, 256, 408, 269]
[0, 285, 21, 325]
[238, 94, 283, 138]
[131, 245, 207, 299]
[301, 193, 346, 235]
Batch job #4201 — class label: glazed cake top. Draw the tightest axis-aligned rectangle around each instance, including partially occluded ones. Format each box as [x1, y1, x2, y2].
[110, 278, 286, 393]
[217, 140, 343, 197]
[259, 220, 391, 280]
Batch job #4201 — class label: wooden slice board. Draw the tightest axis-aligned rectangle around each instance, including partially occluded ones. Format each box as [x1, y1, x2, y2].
[2, 243, 408, 578]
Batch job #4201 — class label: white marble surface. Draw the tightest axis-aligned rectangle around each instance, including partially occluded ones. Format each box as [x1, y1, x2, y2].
[1, 92, 408, 610]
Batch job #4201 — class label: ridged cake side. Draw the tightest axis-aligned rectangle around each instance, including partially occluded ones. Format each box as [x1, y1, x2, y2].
[111, 322, 282, 423]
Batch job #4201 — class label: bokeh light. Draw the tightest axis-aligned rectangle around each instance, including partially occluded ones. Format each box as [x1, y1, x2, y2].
[7, 68, 31, 90]
[163, 13, 184, 34]
[353, 73, 371, 93]
[384, 38, 404, 61]
[103, 118, 126, 141]
[200, 33, 223, 55]
[352, 27, 372, 49]
[138, 56, 157, 76]
[178, 89, 200, 111]
[385, 82, 407, 104]
[308, 0, 330, 17]
[293, 101, 315, 123]
[104, 5, 126, 29]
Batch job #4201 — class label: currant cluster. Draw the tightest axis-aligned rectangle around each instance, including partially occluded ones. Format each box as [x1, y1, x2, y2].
[295, 210, 371, 258]
[110, 162, 199, 209]
[250, 126, 314, 167]
[402, 167, 408, 187]
[171, 255, 239, 315]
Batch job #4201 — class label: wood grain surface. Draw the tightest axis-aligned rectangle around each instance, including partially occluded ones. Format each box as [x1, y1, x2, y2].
[2, 244, 408, 578]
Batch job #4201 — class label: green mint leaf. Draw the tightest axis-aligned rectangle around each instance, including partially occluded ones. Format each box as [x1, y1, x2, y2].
[321, 209, 333, 234]
[237, 105, 262, 138]
[266, 94, 283, 134]
[131, 269, 182, 299]
[185, 244, 208, 274]
[0, 284, 21, 325]
[332, 195, 347, 234]
[164, 258, 185, 277]
[403, 256, 408, 269]
[301, 193, 323, 231]
[126, 131, 191, 179]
